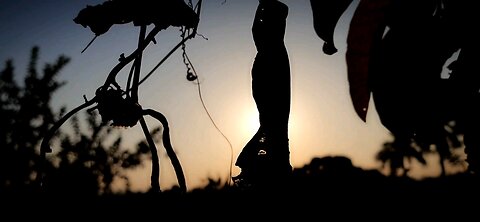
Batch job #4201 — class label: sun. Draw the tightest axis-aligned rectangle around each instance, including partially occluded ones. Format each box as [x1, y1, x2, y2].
[238, 105, 260, 142]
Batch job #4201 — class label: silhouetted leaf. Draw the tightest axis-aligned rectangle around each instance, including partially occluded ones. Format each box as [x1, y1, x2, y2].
[310, 0, 353, 55]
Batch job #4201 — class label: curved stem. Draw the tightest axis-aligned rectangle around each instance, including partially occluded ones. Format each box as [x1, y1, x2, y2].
[41, 97, 97, 155]
[38, 96, 97, 188]
[143, 109, 187, 193]
[139, 116, 161, 193]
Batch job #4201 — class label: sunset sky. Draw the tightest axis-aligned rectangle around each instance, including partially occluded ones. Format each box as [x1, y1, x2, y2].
[1, 0, 452, 192]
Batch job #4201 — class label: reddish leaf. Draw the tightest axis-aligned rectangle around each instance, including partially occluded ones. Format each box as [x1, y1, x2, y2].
[346, 0, 393, 121]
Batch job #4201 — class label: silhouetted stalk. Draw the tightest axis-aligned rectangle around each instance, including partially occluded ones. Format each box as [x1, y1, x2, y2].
[131, 25, 146, 102]
[143, 109, 186, 193]
[139, 117, 161, 192]
[133, 25, 164, 193]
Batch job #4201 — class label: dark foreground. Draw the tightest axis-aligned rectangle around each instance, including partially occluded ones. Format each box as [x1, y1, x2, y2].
[2, 170, 479, 220]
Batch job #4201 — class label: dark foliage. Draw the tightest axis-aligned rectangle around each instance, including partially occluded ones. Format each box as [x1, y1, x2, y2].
[0, 47, 150, 196]
[311, 0, 480, 177]
[0, 46, 68, 194]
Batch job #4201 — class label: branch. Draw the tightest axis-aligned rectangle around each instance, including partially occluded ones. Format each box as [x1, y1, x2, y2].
[38, 96, 97, 189]
[102, 25, 163, 89]
[40, 96, 97, 155]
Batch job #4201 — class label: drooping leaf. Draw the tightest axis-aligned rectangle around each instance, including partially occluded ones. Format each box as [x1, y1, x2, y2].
[346, 0, 393, 122]
[309, 0, 353, 55]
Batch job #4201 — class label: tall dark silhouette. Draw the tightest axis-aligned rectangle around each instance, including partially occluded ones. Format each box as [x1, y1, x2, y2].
[233, 0, 292, 189]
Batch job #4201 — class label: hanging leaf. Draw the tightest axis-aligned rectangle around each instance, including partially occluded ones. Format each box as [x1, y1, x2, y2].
[346, 0, 393, 122]
[309, 0, 353, 55]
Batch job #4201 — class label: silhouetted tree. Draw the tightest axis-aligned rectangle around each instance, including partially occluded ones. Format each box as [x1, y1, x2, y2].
[376, 135, 426, 177]
[1, 46, 151, 196]
[376, 122, 466, 177]
[0, 46, 68, 194]
[43, 111, 154, 196]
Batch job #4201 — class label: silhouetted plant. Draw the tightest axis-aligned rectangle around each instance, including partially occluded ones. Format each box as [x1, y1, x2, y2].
[41, 0, 204, 193]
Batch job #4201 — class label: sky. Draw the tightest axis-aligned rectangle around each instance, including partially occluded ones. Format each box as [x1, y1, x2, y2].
[0, 0, 454, 192]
